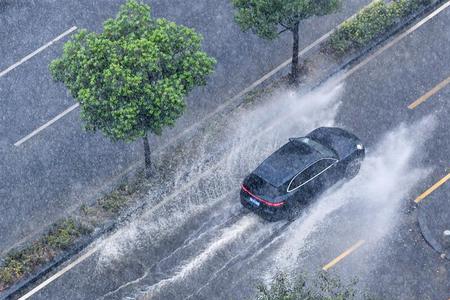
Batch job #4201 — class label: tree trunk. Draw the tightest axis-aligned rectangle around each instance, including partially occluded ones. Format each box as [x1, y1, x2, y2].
[143, 133, 152, 178]
[289, 22, 300, 85]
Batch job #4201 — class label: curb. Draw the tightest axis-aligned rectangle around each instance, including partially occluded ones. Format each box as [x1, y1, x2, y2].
[417, 207, 450, 260]
[1, 1, 447, 298]
[0, 219, 118, 300]
[315, 0, 447, 89]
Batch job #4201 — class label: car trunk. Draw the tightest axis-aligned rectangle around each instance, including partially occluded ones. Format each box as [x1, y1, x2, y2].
[244, 174, 282, 201]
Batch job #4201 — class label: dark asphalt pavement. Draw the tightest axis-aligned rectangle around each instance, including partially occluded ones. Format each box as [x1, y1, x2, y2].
[419, 181, 450, 257]
[0, 0, 371, 253]
[21, 2, 450, 299]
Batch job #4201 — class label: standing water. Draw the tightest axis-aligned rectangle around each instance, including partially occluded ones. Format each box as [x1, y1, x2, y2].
[91, 77, 435, 299]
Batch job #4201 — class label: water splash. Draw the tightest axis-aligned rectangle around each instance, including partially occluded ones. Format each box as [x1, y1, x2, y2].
[139, 215, 259, 298]
[96, 81, 344, 265]
[268, 115, 436, 275]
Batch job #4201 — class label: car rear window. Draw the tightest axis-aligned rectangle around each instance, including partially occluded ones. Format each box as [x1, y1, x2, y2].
[245, 174, 280, 199]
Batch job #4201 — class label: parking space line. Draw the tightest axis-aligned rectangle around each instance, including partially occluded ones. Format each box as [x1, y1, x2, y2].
[322, 240, 365, 271]
[15, 1, 449, 147]
[342, 0, 450, 81]
[0, 26, 77, 78]
[14, 103, 79, 146]
[408, 75, 450, 109]
[11, 28, 335, 147]
[414, 172, 450, 203]
[9, 2, 380, 148]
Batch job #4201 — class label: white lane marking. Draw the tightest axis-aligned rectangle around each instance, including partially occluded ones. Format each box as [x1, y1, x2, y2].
[341, 1, 450, 81]
[12, 29, 332, 147]
[10, 0, 375, 147]
[0, 26, 77, 78]
[14, 103, 79, 146]
[18, 245, 99, 300]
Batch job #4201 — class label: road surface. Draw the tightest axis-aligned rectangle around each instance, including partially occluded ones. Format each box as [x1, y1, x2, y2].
[17, 2, 450, 299]
[0, 0, 371, 253]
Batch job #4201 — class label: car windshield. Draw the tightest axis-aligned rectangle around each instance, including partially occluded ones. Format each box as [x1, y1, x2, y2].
[291, 137, 336, 158]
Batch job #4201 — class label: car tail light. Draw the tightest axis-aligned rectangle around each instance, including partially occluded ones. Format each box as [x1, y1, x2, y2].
[241, 185, 286, 207]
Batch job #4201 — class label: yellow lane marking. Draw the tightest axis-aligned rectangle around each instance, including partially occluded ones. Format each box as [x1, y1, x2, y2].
[414, 172, 450, 203]
[408, 75, 450, 109]
[322, 240, 365, 271]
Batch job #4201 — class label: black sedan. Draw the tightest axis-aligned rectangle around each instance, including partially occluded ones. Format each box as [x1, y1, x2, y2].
[240, 127, 365, 220]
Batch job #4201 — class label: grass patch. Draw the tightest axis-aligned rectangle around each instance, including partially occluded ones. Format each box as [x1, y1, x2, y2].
[324, 0, 431, 57]
[97, 174, 145, 214]
[98, 192, 128, 213]
[45, 219, 89, 250]
[0, 170, 146, 292]
[0, 219, 90, 291]
[256, 272, 374, 300]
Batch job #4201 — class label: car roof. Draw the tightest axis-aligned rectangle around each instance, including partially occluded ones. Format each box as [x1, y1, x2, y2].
[253, 140, 327, 188]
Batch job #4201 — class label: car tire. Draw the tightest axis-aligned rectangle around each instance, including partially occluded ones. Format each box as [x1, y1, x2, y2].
[345, 157, 362, 179]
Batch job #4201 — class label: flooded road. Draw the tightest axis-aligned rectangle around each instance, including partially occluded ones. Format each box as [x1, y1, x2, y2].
[31, 76, 440, 300]
[27, 4, 450, 296]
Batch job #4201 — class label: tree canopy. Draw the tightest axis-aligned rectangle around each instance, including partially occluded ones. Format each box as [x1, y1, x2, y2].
[50, 0, 216, 142]
[232, 0, 341, 39]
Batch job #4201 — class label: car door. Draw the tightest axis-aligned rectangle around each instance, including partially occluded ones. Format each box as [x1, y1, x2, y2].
[287, 164, 316, 202]
[314, 158, 339, 190]
[287, 159, 337, 202]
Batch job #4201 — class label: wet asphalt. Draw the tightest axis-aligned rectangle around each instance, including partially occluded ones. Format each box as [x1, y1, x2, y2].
[2, 1, 450, 300]
[0, 0, 371, 253]
[20, 3, 450, 299]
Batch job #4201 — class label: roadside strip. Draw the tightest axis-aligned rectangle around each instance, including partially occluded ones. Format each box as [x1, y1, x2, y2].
[341, 0, 450, 82]
[414, 172, 450, 203]
[18, 246, 98, 300]
[0, 26, 77, 78]
[408, 75, 450, 109]
[322, 240, 365, 271]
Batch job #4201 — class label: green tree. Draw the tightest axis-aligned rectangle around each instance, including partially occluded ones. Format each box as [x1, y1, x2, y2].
[50, 0, 216, 177]
[232, 0, 341, 84]
[256, 272, 374, 300]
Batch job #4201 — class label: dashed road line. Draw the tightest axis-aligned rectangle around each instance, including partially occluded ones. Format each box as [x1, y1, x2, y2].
[0, 26, 77, 78]
[11, 2, 450, 147]
[414, 171, 450, 203]
[11, 27, 333, 147]
[14, 103, 79, 146]
[408, 75, 450, 109]
[9, 1, 379, 148]
[322, 240, 365, 271]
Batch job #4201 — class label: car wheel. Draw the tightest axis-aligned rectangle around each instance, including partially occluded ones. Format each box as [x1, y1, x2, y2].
[345, 158, 362, 179]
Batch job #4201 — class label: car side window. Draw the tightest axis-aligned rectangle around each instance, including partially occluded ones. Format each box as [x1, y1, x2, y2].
[287, 159, 336, 192]
[312, 159, 335, 175]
